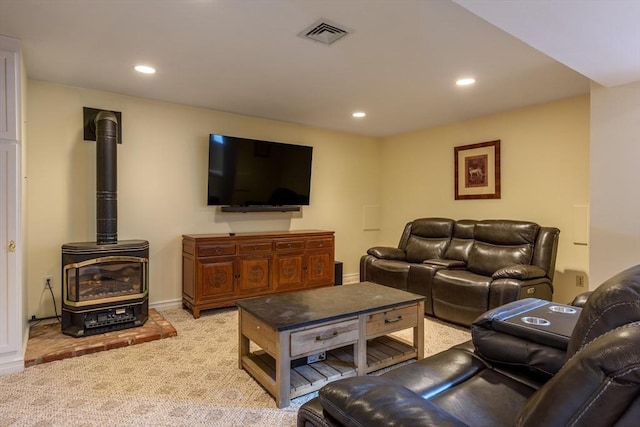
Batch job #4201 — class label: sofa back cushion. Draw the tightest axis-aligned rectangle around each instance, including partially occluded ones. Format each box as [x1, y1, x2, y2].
[517, 322, 640, 427]
[566, 264, 640, 359]
[443, 220, 476, 261]
[405, 218, 454, 263]
[467, 220, 539, 276]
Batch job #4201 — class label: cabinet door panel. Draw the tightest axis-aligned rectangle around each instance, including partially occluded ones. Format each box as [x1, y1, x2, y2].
[199, 258, 235, 299]
[238, 256, 272, 294]
[0, 50, 17, 140]
[307, 251, 334, 286]
[275, 254, 304, 291]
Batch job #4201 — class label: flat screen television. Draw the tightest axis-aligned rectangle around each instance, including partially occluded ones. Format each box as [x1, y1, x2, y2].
[207, 134, 313, 208]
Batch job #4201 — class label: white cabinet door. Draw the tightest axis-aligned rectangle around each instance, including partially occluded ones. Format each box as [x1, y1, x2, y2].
[0, 49, 18, 141]
[0, 35, 23, 375]
[0, 143, 20, 365]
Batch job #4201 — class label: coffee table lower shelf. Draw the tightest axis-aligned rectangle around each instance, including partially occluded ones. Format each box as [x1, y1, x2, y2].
[242, 335, 416, 401]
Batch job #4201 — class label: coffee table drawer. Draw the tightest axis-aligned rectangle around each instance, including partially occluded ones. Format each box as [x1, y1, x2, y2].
[366, 304, 418, 337]
[290, 318, 359, 357]
[241, 312, 278, 356]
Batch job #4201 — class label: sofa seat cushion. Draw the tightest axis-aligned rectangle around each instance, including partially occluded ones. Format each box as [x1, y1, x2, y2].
[365, 259, 410, 290]
[319, 377, 468, 427]
[429, 368, 537, 427]
[317, 348, 538, 427]
[433, 270, 491, 325]
[381, 347, 485, 398]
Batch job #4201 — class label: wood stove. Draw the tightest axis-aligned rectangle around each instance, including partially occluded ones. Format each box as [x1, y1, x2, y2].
[61, 110, 148, 337]
[61, 240, 149, 337]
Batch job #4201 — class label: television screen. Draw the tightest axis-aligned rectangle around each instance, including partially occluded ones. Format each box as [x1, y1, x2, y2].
[207, 134, 313, 206]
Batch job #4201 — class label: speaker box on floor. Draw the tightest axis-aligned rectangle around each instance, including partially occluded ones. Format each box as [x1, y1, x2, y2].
[334, 261, 343, 285]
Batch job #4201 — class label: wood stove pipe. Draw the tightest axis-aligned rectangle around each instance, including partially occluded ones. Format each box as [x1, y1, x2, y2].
[95, 111, 118, 245]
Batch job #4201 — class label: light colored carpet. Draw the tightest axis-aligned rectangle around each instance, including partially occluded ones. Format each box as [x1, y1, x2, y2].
[0, 307, 470, 426]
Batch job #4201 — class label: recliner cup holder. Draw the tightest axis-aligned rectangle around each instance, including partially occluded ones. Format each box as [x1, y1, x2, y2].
[522, 316, 551, 326]
[549, 305, 577, 314]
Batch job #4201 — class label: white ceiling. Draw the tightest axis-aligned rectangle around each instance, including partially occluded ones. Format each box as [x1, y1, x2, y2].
[0, 0, 636, 137]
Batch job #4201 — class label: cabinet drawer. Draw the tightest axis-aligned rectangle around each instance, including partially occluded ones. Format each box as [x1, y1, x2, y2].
[275, 240, 305, 251]
[290, 318, 359, 357]
[307, 239, 333, 249]
[366, 305, 418, 337]
[239, 241, 273, 254]
[198, 244, 236, 257]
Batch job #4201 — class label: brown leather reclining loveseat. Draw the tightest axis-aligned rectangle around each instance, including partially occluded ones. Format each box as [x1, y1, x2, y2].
[360, 218, 560, 326]
[298, 264, 640, 427]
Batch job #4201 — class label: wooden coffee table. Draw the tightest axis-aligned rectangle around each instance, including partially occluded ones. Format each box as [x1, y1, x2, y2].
[237, 282, 425, 408]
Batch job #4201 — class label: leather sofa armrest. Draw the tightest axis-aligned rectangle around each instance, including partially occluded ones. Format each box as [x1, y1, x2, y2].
[318, 377, 467, 427]
[570, 291, 592, 307]
[492, 265, 547, 280]
[367, 246, 406, 260]
[424, 259, 466, 269]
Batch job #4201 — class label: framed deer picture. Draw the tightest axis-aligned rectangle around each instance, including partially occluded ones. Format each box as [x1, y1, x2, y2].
[454, 140, 501, 200]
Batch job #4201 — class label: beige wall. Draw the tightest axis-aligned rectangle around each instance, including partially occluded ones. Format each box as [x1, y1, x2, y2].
[26, 81, 380, 318]
[589, 81, 640, 287]
[25, 81, 593, 317]
[379, 96, 590, 303]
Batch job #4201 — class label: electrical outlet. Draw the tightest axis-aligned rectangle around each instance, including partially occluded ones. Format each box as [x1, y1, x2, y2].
[43, 275, 53, 290]
[576, 274, 585, 288]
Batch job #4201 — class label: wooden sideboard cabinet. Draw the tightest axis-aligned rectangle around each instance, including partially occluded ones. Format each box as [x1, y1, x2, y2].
[182, 230, 335, 318]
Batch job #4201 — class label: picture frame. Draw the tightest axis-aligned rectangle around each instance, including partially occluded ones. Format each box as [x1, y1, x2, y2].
[454, 140, 501, 200]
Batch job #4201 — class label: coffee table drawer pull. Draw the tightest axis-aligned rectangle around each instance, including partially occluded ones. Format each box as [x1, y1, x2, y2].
[290, 318, 359, 357]
[367, 305, 418, 337]
[315, 331, 338, 341]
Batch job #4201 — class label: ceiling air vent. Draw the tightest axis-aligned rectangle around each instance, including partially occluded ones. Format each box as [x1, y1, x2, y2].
[298, 18, 352, 45]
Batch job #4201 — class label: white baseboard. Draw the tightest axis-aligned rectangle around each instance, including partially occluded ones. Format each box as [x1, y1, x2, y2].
[150, 299, 183, 311]
[0, 355, 24, 376]
[343, 273, 360, 284]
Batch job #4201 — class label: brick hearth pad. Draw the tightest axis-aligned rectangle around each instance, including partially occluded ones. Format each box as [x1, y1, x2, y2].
[24, 308, 177, 367]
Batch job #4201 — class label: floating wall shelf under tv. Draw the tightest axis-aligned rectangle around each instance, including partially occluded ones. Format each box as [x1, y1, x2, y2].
[220, 206, 301, 213]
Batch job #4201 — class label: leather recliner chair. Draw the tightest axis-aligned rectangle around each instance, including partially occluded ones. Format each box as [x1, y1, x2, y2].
[297, 264, 640, 427]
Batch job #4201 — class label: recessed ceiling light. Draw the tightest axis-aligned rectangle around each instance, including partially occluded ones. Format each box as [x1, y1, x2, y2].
[456, 78, 476, 86]
[352, 111, 366, 118]
[134, 65, 156, 74]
